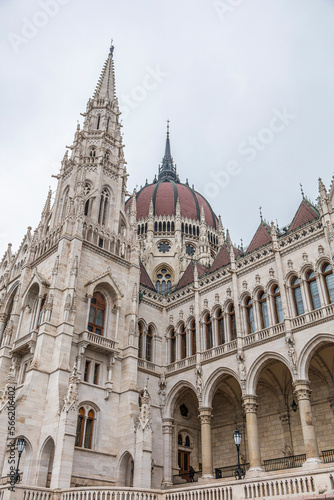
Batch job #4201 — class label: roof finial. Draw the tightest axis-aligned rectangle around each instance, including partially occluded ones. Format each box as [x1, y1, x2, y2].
[300, 183, 305, 199]
[110, 38, 114, 55]
[259, 206, 263, 222]
[167, 119, 170, 137]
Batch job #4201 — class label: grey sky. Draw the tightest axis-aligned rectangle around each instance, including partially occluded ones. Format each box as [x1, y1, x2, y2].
[1, 0, 334, 257]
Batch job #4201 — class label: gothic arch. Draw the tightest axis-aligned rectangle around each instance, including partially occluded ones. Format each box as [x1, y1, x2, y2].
[202, 366, 240, 407]
[37, 436, 55, 487]
[297, 333, 334, 380]
[164, 380, 198, 418]
[117, 451, 134, 487]
[246, 351, 293, 395]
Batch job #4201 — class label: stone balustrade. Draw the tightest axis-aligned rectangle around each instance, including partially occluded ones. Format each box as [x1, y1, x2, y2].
[2, 467, 332, 500]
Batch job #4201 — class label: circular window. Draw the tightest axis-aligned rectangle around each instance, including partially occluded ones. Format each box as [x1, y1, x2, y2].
[158, 242, 171, 253]
[186, 245, 195, 256]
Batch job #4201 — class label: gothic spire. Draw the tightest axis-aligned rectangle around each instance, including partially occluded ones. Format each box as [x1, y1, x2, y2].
[158, 121, 177, 181]
[93, 41, 116, 101]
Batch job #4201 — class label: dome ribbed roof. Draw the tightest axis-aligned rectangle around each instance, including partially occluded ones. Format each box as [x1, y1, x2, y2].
[126, 179, 218, 229]
[125, 122, 218, 229]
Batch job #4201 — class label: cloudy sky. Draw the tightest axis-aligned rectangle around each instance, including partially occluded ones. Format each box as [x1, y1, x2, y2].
[1, 0, 334, 257]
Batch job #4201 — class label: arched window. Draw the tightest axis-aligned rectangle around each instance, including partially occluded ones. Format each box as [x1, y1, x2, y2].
[217, 308, 225, 345]
[89, 147, 96, 159]
[258, 292, 269, 329]
[306, 270, 321, 310]
[97, 114, 101, 130]
[138, 321, 144, 359]
[98, 188, 110, 225]
[228, 304, 237, 340]
[84, 199, 90, 216]
[146, 325, 153, 362]
[61, 186, 70, 220]
[75, 407, 95, 449]
[190, 319, 196, 355]
[36, 296, 46, 330]
[180, 323, 187, 359]
[291, 277, 304, 316]
[178, 434, 183, 446]
[272, 286, 284, 323]
[154, 222, 158, 232]
[106, 117, 110, 132]
[185, 436, 190, 447]
[170, 328, 176, 363]
[204, 313, 213, 350]
[155, 267, 172, 294]
[88, 292, 105, 336]
[245, 297, 255, 334]
[322, 263, 334, 303]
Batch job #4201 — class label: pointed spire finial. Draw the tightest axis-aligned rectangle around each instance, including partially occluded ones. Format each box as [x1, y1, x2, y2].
[300, 183, 305, 199]
[110, 38, 114, 55]
[158, 121, 177, 181]
[259, 206, 263, 222]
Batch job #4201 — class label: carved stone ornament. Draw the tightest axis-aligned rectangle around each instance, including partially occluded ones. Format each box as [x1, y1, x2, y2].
[255, 274, 261, 284]
[243, 280, 248, 290]
[195, 362, 203, 400]
[302, 252, 308, 262]
[189, 305, 194, 315]
[62, 362, 80, 413]
[158, 373, 167, 409]
[287, 259, 293, 270]
[285, 332, 297, 376]
[169, 315, 173, 325]
[318, 245, 325, 255]
[226, 287, 232, 298]
[179, 310, 184, 320]
[269, 268, 275, 278]
[203, 298, 208, 309]
[215, 293, 219, 303]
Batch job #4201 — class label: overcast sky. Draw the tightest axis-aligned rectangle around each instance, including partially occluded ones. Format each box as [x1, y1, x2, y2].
[1, 0, 334, 257]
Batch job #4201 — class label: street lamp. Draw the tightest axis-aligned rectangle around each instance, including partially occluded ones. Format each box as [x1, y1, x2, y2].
[13, 438, 26, 485]
[233, 429, 245, 480]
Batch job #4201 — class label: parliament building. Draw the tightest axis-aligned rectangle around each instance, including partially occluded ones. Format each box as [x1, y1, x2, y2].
[0, 45, 334, 500]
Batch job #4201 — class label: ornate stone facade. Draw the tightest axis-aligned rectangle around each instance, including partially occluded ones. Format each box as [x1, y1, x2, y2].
[0, 45, 333, 498]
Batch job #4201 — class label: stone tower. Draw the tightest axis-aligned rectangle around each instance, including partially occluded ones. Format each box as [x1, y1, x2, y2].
[0, 43, 149, 489]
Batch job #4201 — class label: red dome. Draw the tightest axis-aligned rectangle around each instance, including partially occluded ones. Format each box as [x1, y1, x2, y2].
[125, 179, 218, 229]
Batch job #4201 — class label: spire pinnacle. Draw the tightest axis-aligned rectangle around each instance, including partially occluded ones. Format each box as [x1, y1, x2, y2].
[300, 183, 305, 199]
[93, 44, 116, 100]
[158, 121, 177, 181]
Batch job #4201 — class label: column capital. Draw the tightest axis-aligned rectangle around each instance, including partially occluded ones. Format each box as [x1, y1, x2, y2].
[162, 417, 174, 434]
[293, 380, 311, 402]
[242, 394, 258, 414]
[199, 406, 212, 424]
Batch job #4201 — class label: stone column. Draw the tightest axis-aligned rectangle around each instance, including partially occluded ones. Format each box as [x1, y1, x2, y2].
[161, 418, 174, 486]
[199, 407, 214, 479]
[293, 381, 321, 465]
[243, 395, 263, 472]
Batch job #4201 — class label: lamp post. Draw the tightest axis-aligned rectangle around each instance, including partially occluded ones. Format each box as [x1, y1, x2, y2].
[13, 438, 25, 485]
[233, 429, 245, 480]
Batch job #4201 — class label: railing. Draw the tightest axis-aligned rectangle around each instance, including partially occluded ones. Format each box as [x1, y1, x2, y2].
[173, 470, 202, 484]
[291, 303, 334, 330]
[321, 448, 334, 463]
[263, 454, 306, 472]
[61, 489, 160, 500]
[243, 322, 285, 347]
[244, 476, 315, 499]
[215, 464, 250, 479]
[202, 340, 238, 361]
[138, 359, 156, 371]
[11, 330, 37, 354]
[165, 485, 233, 500]
[79, 331, 118, 351]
